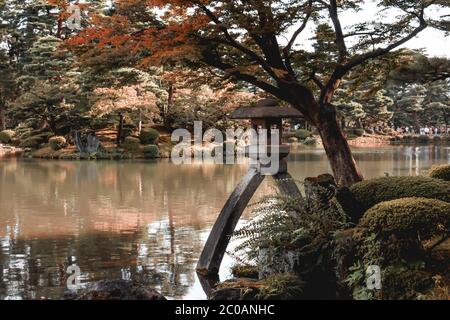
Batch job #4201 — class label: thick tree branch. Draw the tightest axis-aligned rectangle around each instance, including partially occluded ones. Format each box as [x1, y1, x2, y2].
[249, 0, 287, 72]
[201, 49, 284, 100]
[193, 1, 280, 80]
[308, 71, 325, 90]
[342, 21, 427, 73]
[284, 0, 313, 54]
[328, 0, 347, 64]
[282, 0, 313, 75]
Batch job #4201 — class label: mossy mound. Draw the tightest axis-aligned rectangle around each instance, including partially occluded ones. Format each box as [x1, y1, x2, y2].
[0, 130, 15, 144]
[429, 164, 450, 181]
[358, 197, 450, 239]
[143, 144, 159, 159]
[349, 176, 450, 219]
[231, 265, 259, 279]
[211, 273, 304, 300]
[19, 134, 49, 149]
[122, 136, 140, 152]
[49, 136, 67, 151]
[139, 129, 159, 145]
[382, 269, 435, 300]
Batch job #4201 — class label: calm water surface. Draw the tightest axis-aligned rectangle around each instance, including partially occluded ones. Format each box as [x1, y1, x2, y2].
[0, 145, 449, 300]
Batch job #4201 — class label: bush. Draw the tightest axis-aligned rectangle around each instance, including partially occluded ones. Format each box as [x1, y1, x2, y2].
[0, 130, 15, 144]
[350, 128, 365, 137]
[303, 137, 317, 145]
[382, 269, 435, 300]
[417, 135, 430, 143]
[429, 164, 450, 181]
[143, 144, 159, 159]
[358, 197, 450, 238]
[139, 129, 160, 144]
[19, 136, 44, 149]
[294, 129, 311, 140]
[348, 197, 450, 300]
[49, 136, 67, 151]
[122, 136, 140, 152]
[349, 176, 450, 219]
[122, 124, 135, 138]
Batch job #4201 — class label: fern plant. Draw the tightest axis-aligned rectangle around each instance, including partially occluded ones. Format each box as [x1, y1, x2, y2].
[230, 180, 352, 281]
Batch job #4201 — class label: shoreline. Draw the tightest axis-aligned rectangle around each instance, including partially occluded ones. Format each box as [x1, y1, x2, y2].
[2, 134, 449, 162]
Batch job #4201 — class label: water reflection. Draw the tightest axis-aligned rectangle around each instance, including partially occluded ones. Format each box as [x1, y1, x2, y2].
[0, 145, 449, 299]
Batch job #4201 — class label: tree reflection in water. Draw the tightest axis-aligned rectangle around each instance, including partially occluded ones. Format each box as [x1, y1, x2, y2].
[0, 146, 448, 299]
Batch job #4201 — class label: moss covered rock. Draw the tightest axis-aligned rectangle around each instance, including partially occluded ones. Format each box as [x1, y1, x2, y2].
[382, 269, 435, 300]
[231, 265, 259, 279]
[358, 197, 450, 239]
[139, 129, 159, 145]
[429, 164, 450, 181]
[349, 176, 450, 219]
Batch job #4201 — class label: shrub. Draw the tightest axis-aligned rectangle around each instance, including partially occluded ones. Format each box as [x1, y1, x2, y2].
[49, 136, 67, 151]
[294, 129, 311, 140]
[429, 164, 450, 181]
[19, 136, 44, 149]
[143, 144, 159, 159]
[382, 269, 435, 300]
[358, 197, 450, 239]
[0, 130, 15, 144]
[432, 136, 441, 143]
[122, 136, 140, 152]
[303, 137, 317, 145]
[348, 198, 450, 300]
[287, 137, 298, 143]
[122, 124, 135, 138]
[352, 128, 365, 137]
[417, 135, 430, 143]
[139, 129, 160, 144]
[349, 176, 450, 219]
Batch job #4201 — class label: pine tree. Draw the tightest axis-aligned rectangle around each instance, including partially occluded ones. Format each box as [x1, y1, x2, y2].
[396, 84, 427, 133]
[13, 35, 78, 134]
[422, 80, 450, 127]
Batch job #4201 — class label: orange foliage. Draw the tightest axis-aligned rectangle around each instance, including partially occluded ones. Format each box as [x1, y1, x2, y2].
[65, 0, 211, 66]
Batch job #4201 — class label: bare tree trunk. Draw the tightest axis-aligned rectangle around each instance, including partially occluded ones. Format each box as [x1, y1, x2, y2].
[138, 109, 142, 134]
[0, 105, 5, 131]
[413, 111, 420, 133]
[117, 112, 124, 147]
[165, 82, 174, 129]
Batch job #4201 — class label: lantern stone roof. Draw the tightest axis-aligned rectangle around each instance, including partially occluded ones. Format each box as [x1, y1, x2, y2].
[229, 98, 302, 119]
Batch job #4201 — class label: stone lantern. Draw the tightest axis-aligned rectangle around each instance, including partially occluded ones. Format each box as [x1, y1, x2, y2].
[229, 98, 302, 167]
[197, 98, 303, 278]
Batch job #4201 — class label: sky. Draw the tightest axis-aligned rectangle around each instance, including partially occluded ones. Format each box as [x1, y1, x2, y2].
[340, 1, 450, 58]
[287, 0, 450, 58]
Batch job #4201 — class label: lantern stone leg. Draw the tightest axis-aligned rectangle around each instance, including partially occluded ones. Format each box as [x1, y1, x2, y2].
[273, 169, 303, 201]
[196, 166, 265, 275]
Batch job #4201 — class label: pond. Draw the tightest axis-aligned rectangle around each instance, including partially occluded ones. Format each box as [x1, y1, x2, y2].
[0, 145, 449, 300]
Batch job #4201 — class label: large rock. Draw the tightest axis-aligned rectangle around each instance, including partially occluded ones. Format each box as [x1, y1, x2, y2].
[64, 280, 166, 300]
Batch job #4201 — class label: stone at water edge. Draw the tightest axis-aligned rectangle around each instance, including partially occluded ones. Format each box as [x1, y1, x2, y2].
[63, 280, 166, 300]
